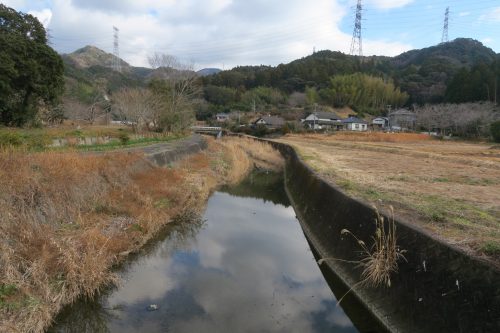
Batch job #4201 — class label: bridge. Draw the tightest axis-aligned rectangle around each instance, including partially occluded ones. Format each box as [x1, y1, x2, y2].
[191, 126, 226, 137]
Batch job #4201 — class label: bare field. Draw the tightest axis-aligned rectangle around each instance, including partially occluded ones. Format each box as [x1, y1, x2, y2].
[277, 133, 500, 262]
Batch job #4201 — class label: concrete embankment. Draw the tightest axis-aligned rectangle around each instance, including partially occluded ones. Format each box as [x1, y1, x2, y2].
[117, 134, 208, 166]
[269, 140, 500, 333]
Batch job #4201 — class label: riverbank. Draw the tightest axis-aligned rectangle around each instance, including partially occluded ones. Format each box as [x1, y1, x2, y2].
[277, 133, 500, 264]
[270, 134, 500, 332]
[0, 136, 283, 332]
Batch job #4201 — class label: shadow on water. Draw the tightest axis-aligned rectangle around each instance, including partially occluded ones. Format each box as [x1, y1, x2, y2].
[49, 170, 384, 333]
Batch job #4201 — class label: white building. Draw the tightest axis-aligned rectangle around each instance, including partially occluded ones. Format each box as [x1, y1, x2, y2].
[342, 116, 368, 131]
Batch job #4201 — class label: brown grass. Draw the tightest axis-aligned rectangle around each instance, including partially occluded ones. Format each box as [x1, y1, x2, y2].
[296, 132, 433, 143]
[320, 206, 406, 302]
[0, 136, 283, 332]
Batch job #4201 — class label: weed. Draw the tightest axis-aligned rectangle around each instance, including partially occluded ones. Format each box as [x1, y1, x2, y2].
[118, 133, 130, 145]
[319, 206, 406, 303]
[481, 241, 500, 256]
[153, 198, 171, 209]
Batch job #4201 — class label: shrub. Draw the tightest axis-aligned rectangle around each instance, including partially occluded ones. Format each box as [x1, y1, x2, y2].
[0, 132, 23, 147]
[491, 120, 500, 143]
[118, 132, 130, 145]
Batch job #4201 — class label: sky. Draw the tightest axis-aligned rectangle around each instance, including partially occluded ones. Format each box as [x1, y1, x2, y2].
[2, 0, 500, 69]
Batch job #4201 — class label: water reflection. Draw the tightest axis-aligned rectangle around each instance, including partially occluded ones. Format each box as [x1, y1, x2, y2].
[50, 171, 360, 333]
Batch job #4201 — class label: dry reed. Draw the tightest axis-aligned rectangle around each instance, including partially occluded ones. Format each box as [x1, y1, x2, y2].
[0, 136, 282, 332]
[319, 206, 406, 303]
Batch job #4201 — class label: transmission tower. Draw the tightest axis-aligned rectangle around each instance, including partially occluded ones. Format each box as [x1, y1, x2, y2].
[113, 26, 121, 72]
[349, 0, 363, 57]
[441, 7, 449, 44]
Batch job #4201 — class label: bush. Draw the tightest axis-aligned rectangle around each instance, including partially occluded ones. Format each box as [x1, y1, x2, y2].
[0, 132, 23, 147]
[491, 120, 500, 143]
[118, 132, 130, 145]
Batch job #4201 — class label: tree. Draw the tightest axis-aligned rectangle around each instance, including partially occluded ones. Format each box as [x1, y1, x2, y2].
[147, 54, 200, 132]
[0, 4, 64, 126]
[113, 87, 164, 132]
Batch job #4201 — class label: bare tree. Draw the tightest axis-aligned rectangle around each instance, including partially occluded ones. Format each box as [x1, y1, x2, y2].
[112, 88, 164, 132]
[147, 53, 201, 133]
[415, 102, 499, 137]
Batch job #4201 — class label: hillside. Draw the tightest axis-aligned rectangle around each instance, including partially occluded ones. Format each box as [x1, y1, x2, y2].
[203, 38, 499, 104]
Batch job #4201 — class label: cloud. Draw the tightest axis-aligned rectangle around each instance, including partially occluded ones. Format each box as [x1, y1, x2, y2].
[459, 12, 470, 17]
[2, 0, 27, 9]
[481, 37, 493, 45]
[368, 0, 414, 10]
[479, 7, 500, 22]
[28, 8, 52, 28]
[17, 0, 412, 68]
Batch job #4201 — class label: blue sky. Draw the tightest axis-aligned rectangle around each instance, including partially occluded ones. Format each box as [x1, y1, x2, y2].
[3, 0, 499, 69]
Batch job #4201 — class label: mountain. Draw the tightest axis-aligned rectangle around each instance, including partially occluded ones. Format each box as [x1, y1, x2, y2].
[391, 38, 496, 68]
[63, 45, 130, 70]
[203, 38, 498, 104]
[197, 68, 222, 76]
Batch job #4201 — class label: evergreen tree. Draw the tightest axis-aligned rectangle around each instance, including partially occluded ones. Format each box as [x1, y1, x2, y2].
[0, 4, 64, 126]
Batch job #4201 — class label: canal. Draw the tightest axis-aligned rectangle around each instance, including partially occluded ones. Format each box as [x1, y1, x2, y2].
[50, 171, 383, 333]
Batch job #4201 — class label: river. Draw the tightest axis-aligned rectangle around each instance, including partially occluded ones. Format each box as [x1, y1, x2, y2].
[50, 171, 382, 333]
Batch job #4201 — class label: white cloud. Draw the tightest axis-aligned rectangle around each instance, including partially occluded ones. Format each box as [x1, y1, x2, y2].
[481, 37, 493, 45]
[28, 8, 52, 28]
[368, 0, 414, 10]
[2, 0, 26, 9]
[480, 7, 500, 22]
[25, 0, 413, 69]
[459, 12, 470, 17]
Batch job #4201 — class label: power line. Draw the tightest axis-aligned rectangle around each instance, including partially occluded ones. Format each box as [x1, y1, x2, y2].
[350, 0, 363, 57]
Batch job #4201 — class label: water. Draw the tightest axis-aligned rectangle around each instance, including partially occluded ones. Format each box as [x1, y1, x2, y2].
[50, 171, 373, 333]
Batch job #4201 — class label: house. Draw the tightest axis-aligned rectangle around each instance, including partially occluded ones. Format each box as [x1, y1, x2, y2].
[254, 116, 285, 129]
[372, 117, 389, 129]
[342, 116, 368, 131]
[388, 109, 416, 130]
[215, 113, 230, 123]
[302, 111, 343, 130]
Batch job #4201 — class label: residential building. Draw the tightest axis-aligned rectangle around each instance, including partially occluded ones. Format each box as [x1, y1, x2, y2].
[302, 112, 343, 130]
[372, 117, 389, 129]
[342, 116, 368, 131]
[215, 113, 230, 123]
[388, 109, 416, 130]
[254, 116, 285, 129]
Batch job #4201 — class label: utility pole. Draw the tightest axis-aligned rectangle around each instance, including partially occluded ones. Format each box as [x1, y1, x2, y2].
[113, 26, 121, 72]
[349, 0, 363, 57]
[441, 7, 449, 44]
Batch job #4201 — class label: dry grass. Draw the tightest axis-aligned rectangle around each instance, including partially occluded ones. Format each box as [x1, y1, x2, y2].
[320, 206, 406, 302]
[298, 132, 433, 143]
[278, 134, 500, 263]
[0, 136, 282, 332]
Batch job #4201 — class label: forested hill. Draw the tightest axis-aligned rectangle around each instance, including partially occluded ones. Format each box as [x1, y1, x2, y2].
[203, 38, 499, 104]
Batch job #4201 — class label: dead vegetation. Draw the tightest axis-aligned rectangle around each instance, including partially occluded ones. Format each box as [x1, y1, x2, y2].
[320, 206, 406, 302]
[278, 133, 500, 263]
[0, 136, 282, 332]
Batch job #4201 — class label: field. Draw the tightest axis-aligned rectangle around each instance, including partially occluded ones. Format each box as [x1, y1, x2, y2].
[277, 133, 500, 262]
[0, 124, 184, 152]
[0, 136, 283, 332]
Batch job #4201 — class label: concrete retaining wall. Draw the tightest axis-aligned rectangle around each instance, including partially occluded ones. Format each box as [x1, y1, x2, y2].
[270, 141, 500, 333]
[140, 134, 208, 167]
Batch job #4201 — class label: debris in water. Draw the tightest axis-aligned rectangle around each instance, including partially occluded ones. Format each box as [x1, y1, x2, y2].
[423, 260, 427, 272]
[147, 304, 159, 311]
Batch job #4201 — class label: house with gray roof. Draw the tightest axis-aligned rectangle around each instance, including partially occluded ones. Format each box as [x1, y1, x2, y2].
[302, 111, 343, 130]
[253, 116, 285, 129]
[342, 116, 368, 131]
